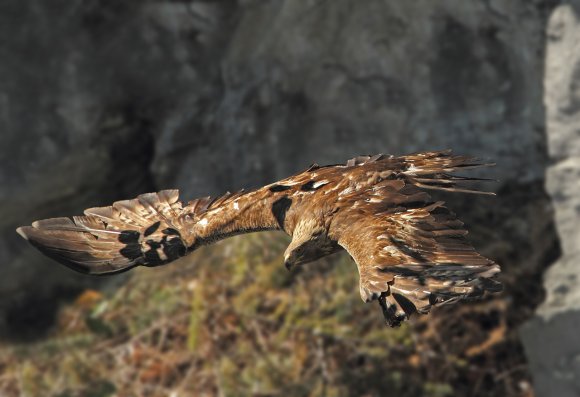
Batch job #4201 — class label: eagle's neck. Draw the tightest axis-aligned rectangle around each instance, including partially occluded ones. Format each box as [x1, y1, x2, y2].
[193, 187, 284, 245]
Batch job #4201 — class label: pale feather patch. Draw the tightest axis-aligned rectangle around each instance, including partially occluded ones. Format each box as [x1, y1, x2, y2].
[313, 180, 329, 188]
[339, 187, 354, 196]
[405, 164, 419, 174]
[382, 246, 399, 254]
[277, 180, 301, 186]
[366, 197, 383, 203]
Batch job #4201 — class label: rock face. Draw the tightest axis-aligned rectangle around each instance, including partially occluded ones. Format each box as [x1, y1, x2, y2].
[0, 0, 238, 340]
[520, 4, 580, 397]
[0, 0, 567, 393]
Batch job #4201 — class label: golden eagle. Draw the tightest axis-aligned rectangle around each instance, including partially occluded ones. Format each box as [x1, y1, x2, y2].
[17, 150, 501, 327]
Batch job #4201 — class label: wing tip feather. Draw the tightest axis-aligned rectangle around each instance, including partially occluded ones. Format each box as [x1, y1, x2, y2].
[16, 226, 30, 240]
[17, 189, 195, 275]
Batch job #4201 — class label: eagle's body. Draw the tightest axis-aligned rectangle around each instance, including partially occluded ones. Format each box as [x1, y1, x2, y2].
[18, 151, 501, 327]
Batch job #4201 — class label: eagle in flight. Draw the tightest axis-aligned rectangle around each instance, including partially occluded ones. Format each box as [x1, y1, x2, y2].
[17, 150, 501, 327]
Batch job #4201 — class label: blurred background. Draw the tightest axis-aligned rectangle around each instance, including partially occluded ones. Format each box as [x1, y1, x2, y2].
[0, 0, 578, 396]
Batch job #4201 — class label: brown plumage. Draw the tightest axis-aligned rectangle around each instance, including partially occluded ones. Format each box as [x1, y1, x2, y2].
[17, 150, 501, 327]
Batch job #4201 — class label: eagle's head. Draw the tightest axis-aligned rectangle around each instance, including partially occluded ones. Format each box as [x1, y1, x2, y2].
[283, 219, 331, 270]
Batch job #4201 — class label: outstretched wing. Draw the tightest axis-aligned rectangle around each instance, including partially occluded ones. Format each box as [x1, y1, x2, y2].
[334, 153, 500, 326]
[17, 187, 279, 275]
[17, 190, 203, 275]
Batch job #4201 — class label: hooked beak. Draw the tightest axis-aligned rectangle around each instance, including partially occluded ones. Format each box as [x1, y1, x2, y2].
[284, 259, 293, 271]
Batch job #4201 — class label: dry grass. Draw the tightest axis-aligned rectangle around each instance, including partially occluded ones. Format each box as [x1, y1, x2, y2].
[0, 233, 525, 397]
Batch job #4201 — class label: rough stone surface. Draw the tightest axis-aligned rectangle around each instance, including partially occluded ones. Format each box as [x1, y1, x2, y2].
[0, 0, 239, 340]
[520, 3, 580, 396]
[0, 2, 565, 393]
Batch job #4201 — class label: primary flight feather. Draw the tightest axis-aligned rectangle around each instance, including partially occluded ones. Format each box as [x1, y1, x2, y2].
[17, 150, 501, 327]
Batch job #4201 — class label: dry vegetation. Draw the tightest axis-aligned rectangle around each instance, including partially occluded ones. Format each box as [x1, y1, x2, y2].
[0, 233, 531, 397]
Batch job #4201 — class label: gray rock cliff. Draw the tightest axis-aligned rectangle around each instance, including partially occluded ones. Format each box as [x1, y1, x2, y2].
[521, 3, 580, 397]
